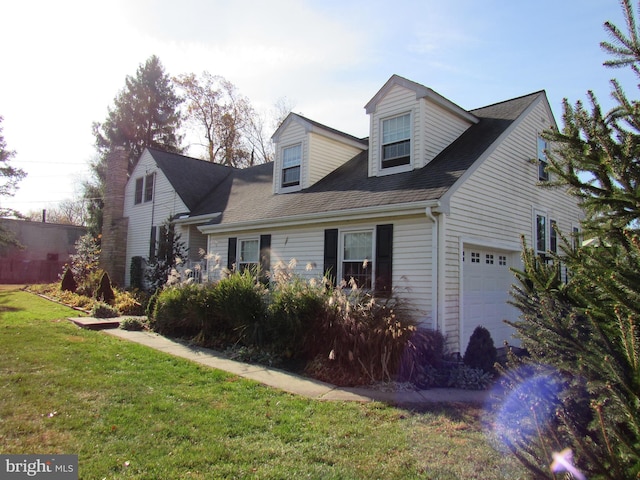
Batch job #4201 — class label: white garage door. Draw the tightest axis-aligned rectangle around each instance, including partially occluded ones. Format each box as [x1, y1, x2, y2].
[462, 246, 520, 354]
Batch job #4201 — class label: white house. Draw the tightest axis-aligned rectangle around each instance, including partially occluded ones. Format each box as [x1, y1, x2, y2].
[119, 74, 583, 354]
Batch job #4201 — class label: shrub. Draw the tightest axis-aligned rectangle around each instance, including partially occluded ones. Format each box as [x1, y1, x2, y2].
[75, 268, 105, 298]
[96, 271, 115, 304]
[130, 256, 145, 290]
[398, 327, 447, 385]
[91, 301, 120, 319]
[114, 289, 146, 316]
[208, 270, 267, 346]
[447, 364, 494, 390]
[69, 233, 100, 285]
[120, 317, 146, 331]
[150, 284, 204, 338]
[305, 282, 418, 386]
[60, 268, 77, 293]
[463, 325, 497, 374]
[267, 270, 326, 357]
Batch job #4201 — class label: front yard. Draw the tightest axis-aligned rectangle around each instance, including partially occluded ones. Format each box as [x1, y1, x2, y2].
[0, 287, 528, 479]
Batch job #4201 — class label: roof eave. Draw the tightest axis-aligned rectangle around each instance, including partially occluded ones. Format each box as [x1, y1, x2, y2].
[198, 200, 440, 235]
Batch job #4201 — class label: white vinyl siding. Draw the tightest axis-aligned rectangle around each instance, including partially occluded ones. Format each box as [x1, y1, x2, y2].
[274, 121, 307, 194]
[273, 117, 366, 193]
[443, 99, 583, 351]
[368, 84, 472, 177]
[307, 132, 364, 186]
[369, 85, 417, 176]
[204, 216, 434, 324]
[422, 101, 471, 166]
[123, 150, 189, 286]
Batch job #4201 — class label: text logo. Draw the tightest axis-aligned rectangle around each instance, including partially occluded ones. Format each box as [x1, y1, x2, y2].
[0, 455, 78, 479]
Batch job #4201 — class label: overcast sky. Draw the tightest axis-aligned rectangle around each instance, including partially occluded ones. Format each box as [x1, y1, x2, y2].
[0, 0, 634, 216]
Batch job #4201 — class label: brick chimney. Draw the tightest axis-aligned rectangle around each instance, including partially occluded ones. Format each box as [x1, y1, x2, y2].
[100, 147, 129, 286]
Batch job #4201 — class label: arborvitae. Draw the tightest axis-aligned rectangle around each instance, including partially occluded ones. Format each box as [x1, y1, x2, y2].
[60, 267, 77, 293]
[96, 271, 115, 305]
[462, 326, 497, 374]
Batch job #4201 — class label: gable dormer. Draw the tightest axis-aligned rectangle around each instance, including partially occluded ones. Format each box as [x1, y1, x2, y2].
[365, 75, 479, 177]
[271, 113, 367, 194]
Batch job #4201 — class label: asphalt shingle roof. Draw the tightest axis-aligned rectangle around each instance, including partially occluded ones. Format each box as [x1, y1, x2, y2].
[147, 147, 233, 211]
[152, 90, 544, 227]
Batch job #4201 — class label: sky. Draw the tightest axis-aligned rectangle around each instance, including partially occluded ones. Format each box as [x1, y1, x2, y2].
[0, 0, 635, 217]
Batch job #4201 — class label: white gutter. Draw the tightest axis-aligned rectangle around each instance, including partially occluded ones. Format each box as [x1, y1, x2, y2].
[198, 200, 440, 235]
[173, 212, 222, 226]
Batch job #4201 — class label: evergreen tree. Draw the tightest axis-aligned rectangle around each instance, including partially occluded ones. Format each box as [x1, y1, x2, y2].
[499, 1, 640, 478]
[0, 115, 26, 247]
[84, 56, 183, 234]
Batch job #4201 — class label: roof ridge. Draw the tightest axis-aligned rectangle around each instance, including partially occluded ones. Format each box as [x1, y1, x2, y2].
[470, 90, 545, 113]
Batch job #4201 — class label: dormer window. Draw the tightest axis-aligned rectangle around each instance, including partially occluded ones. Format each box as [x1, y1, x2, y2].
[282, 144, 301, 187]
[382, 113, 411, 169]
[537, 136, 549, 181]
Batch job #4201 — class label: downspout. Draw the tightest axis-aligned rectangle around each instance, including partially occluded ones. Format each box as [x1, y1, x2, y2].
[425, 205, 439, 331]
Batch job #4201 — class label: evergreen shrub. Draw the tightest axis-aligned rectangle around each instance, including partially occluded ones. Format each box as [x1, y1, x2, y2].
[151, 284, 204, 338]
[463, 325, 497, 374]
[60, 268, 77, 293]
[91, 301, 120, 318]
[96, 271, 115, 304]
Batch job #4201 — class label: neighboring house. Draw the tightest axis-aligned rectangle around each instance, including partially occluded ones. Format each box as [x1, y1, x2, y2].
[0, 218, 86, 283]
[118, 74, 583, 354]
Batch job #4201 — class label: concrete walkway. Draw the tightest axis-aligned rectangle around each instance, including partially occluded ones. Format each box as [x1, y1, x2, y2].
[94, 325, 490, 406]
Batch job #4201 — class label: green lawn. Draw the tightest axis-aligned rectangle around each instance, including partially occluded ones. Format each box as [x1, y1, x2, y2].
[0, 287, 528, 479]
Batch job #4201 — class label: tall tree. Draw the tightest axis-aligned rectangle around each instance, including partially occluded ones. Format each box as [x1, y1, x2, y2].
[244, 97, 295, 165]
[85, 55, 183, 234]
[94, 55, 184, 171]
[0, 115, 26, 247]
[499, 1, 640, 478]
[175, 72, 263, 167]
[27, 198, 88, 226]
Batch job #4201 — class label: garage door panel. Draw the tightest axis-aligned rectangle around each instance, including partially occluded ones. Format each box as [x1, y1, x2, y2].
[462, 246, 520, 353]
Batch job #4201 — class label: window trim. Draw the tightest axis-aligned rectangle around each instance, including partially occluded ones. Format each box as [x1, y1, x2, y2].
[537, 135, 549, 181]
[380, 112, 412, 173]
[281, 143, 302, 189]
[237, 237, 260, 273]
[534, 209, 557, 256]
[340, 228, 375, 290]
[550, 219, 558, 254]
[134, 177, 144, 205]
[144, 173, 155, 202]
[134, 173, 155, 205]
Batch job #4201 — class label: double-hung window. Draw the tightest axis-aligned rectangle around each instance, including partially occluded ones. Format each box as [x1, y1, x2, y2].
[134, 178, 144, 205]
[238, 238, 259, 273]
[342, 230, 373, 289]
[537, 136, 549, 181]
[282, 144, 301, 188]
[381, 113, 411, 169]
[144, 173, 155, 202]
[134, 173, 155, 205]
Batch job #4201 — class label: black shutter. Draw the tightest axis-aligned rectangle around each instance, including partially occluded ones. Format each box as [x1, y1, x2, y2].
[227, 237, 237, 271]
[375, 224, 393, 294]
[259, 234, 271, 283]
[157, 225, 168, 262]
[324, 229, 338, 286]
[149, 226, 157, 261]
